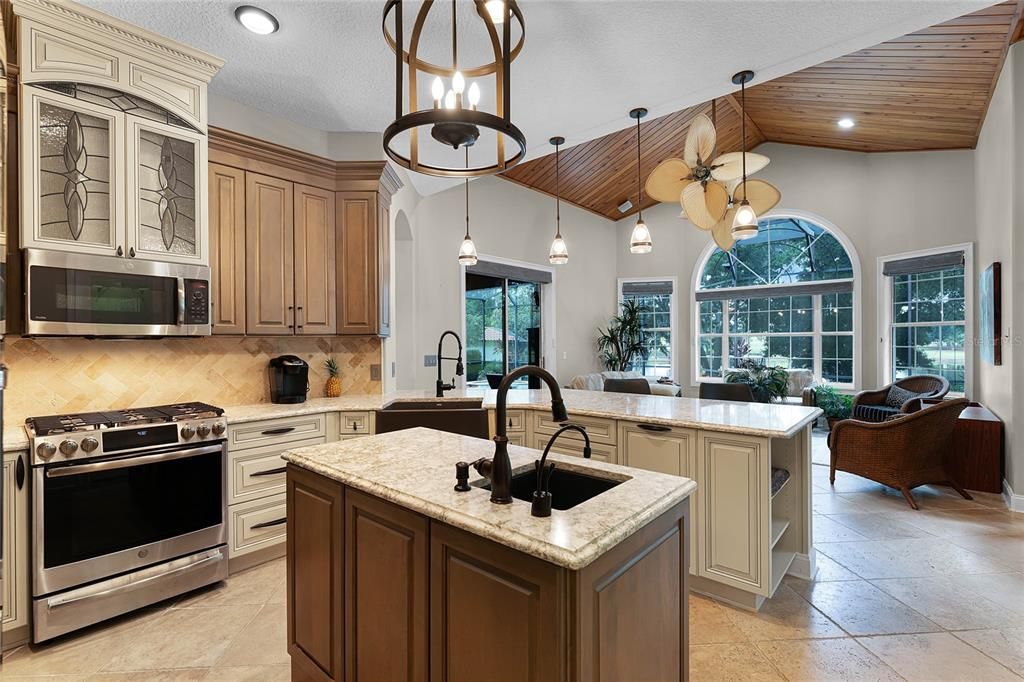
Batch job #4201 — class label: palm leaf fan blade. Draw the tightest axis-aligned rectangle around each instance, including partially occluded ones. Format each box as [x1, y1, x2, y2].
[645, 158, 692, 203]
[734, 178, 781, 215]
[683, 114, 716, 166]
[681, 180, 728, 230]
[710, 151, 769, 182]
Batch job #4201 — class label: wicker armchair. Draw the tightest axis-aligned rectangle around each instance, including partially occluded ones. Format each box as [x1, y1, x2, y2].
[829, 398, 970, 509]
[851, 374, 950, 422]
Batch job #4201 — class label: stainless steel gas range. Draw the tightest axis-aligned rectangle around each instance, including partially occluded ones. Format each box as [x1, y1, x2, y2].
[26, 402, 229, 642]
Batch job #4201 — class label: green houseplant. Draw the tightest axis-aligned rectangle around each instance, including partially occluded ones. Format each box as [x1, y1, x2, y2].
[815, 384, 853, 430]
[597, 299, 649, 372]
[725, 358, 789, 403]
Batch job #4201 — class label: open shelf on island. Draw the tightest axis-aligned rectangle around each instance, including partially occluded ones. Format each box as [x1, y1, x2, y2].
[770, 548, 797, 594]
[770, 518, 790, 549]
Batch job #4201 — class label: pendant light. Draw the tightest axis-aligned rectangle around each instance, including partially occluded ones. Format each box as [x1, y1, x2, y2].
[548, 136, 568, 265]
[731, 70, 759, 240]
[629, 107, 652, 254]
[458, 148, 478, 265]
[383, 0, 527, 177]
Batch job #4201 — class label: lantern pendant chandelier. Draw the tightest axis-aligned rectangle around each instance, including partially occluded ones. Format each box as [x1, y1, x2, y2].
[382, 0, 527, 178]
[548, 136, 568, 265]
[458, 148, 479, 265]
[731, 70, 759, 240]
[629, 107, 653, 254]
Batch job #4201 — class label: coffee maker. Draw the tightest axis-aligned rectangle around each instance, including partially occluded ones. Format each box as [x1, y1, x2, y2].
[269, 355, 309, 404]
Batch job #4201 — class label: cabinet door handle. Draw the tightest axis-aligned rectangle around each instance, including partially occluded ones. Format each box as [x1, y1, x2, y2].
[508, 418, 513, 427]
[128, 246, 136, 258]
[637, 423, 671, 432]
[296, 306, 304, 331]
[261, 426, 295, 436]
[116, 245, 124, 257]
[16, 454, 26, 490]
[251, 517, 287, 530]
[251, 466, 287, 477]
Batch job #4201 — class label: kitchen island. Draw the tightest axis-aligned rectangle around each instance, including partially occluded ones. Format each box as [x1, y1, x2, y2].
[283, 427, 697, 682]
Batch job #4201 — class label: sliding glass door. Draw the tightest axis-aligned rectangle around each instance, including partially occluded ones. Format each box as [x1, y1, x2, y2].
[465, 272, 542, 387]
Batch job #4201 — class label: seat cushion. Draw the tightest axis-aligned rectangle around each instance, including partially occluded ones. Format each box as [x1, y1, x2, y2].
[853, 404, 899, 422]
[885, 385, 921, 408]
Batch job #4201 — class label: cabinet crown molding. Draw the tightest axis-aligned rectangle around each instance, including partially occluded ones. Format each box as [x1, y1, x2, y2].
[12, 0, 224, 80]
[209, 126, 404, 197]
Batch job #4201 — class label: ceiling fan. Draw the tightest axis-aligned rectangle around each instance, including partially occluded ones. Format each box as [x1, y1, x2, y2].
[644, 105, 780, 251]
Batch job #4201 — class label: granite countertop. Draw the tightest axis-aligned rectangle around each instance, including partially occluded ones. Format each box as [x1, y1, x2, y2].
[283, 427, 697, 570]
[224, 387, 820, 438]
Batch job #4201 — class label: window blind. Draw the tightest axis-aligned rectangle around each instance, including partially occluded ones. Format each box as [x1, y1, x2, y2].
[622, 280, 674, 296]
[882, 251, 964, 277]
[695, 279, 853, 302]
[466, 260, 552, 284]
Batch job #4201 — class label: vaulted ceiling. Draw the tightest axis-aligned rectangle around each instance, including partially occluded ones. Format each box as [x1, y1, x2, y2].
[502, 1, 1024, 220]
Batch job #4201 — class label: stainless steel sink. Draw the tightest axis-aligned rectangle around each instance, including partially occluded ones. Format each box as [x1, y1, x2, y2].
[375, 399, 489, 439]
[474, 467, 623, 510]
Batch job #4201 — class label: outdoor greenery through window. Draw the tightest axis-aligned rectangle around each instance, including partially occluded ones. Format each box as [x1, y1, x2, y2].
[696, 216, 856, 385]
[620, 289, 673, 378]
[464, 272, 541, 387]
[890, 266, 966, 393]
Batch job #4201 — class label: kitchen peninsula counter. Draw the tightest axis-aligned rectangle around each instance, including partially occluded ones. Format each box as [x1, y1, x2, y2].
[283, 427, 695, 682]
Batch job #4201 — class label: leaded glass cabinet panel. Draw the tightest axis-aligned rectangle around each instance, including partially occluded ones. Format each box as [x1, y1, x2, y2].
[126, 118, 206, 263]
[22, 87, 124, 255]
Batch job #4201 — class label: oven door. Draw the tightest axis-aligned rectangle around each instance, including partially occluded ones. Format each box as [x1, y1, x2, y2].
[24, 249, 211, 336]
[33, 442, 226, 596]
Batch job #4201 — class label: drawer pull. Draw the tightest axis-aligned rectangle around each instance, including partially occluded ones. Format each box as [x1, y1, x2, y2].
[637, 423, 671, 432]
[261, 426, 296, 436]
[251, 466, 287, 478]
[251, 517, 287, 530]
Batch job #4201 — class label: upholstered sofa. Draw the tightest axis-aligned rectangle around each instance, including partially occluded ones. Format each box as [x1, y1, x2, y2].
[567, 371, 680, 397]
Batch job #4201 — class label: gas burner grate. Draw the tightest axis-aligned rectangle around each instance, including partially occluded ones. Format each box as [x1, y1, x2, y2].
[27, 402, 225, 436]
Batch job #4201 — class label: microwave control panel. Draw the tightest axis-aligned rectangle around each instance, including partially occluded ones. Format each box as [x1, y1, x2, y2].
[184, 279, 210, 325]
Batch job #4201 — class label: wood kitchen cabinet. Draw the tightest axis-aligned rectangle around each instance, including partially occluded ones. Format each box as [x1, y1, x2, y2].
[295, 184, 337, 335]
[209, 163, 246, 334]
[2, 450, 30, 649]
[245, 172, 295, 335]
[208, 128, 400, 337]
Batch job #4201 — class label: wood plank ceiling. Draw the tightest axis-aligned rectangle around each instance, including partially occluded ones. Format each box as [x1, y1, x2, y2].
[501, 1, 1024, 220]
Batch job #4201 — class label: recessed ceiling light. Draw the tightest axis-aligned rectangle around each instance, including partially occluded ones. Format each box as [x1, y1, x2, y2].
[235, 5, 279, 35]
[837, 117, 855, 129]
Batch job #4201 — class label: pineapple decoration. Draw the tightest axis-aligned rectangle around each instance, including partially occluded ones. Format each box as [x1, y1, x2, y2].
[324, 357, 342, 398]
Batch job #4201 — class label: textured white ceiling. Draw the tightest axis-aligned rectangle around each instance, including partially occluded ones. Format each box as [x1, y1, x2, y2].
[84, 0, 993, 196]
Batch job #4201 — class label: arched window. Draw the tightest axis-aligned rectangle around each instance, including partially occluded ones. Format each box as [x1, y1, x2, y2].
[694, 214, 859, 387]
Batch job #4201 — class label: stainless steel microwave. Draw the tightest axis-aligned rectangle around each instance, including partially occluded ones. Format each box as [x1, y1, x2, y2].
[25, 249, 211, 337]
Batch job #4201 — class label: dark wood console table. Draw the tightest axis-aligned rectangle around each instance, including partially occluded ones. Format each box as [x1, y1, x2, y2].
[927, 401, 1004, 494]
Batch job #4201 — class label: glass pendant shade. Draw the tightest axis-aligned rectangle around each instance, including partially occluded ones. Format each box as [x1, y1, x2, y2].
[731, 199, 759, 240]
[630, 219, 653, 254]
[458, 236, 478, 265]
[548, 235, 568, 264]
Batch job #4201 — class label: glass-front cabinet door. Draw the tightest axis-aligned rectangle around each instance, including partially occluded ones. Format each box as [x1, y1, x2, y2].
[126, 118, 207, 264]
[22, 87, 124, 256]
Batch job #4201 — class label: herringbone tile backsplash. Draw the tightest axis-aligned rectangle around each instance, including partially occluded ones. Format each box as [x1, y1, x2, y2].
[3, 335, 382, 425]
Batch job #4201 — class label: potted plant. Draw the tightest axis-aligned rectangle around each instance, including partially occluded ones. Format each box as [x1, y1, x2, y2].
[724, 358, 789, 403]
[815, 384, 853, 430]
[597, 299, 649, 371]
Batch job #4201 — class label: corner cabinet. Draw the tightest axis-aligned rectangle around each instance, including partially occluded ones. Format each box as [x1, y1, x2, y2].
[13, 0, 222, 264]
[208, 128, 401, 337]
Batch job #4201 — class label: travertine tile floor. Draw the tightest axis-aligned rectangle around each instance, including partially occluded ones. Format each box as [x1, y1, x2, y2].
[5, 431, 1023, 681]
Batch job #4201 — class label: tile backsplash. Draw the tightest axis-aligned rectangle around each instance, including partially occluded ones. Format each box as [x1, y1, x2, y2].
[3, 335, 382, 425]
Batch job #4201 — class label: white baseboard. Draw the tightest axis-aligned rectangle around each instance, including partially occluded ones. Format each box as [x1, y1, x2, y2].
[1002, 479, 1024, 513]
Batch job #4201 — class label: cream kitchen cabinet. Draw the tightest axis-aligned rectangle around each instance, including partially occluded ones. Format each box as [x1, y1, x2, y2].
[14, 0, 221, 264]
[2, 450, 29, 649]
[696, 432, 771, 596]
[619, 422, 697, 573]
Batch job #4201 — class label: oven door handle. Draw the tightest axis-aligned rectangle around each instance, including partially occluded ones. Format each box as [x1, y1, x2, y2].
[176, 276, 186, 326]
[45, 549, 224, 610]
[45, 443, 223, 478]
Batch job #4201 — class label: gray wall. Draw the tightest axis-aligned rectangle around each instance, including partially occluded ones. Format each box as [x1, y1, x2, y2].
[616, 143, 977, 396]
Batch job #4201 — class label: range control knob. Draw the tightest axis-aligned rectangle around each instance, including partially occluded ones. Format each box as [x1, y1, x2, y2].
[59, 439, 79, 456]
[81, 437, 100, 453]
[180, 425, 196, 439]
[196, 423, 211, 438]
[36, 441, 57, 460]
[211, 422, 226, 436]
